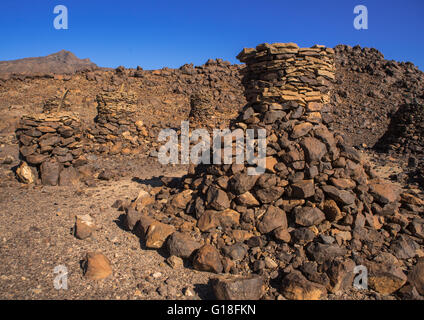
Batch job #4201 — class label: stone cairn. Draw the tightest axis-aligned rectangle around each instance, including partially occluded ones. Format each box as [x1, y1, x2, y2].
[121, 43, 423, 300]
[15, 112, 84, 185]
[87, 91, 149, 155]
[188, 91, 216, 128]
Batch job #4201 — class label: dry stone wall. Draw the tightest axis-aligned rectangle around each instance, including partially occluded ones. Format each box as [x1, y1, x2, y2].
[237, 42, 335, 108]
[87, 91, 151, 155]
[15, 112, 84, 185]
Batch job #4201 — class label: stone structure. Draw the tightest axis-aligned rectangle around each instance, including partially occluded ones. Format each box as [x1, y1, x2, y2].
[188, 91, 216, 128]
[237, 42, 335, 113]
[42, 89, 71, 113]
[15, 112, 84, 185]
[123, 43, 414, 300]
[87, 91, 149, 155]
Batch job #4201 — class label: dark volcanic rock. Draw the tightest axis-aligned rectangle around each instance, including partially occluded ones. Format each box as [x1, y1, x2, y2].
[212, 275, 264, 300]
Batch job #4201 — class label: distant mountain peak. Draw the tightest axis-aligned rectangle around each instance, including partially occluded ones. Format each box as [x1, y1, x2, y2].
[0, 50, 98, 75]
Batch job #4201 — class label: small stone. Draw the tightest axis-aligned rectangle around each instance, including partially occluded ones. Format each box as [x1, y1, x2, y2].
[145, 221, 175, 249]
[322, 185, 355, 205]
[124, 208, 142, 231]
[83, 252, 112, 280]
[223, 243, 248, 261]
[134, 189, 155, 211]
[291, 122, 313, 139]
[408, 259, 424, 296]
[390, 235, 419, 260]
[367, 261, 407, 295]
[166, 232, 202, 259]
[237, 192, 260, 207]
[228, 172, 259, 195]
[231, 230, 254, 242]
[26, 154, 48, 165]
[327, 259, 356, 294]
[211, 275, 264, 300]
[294, 207, 325, 227]
[16, 161, 35, 184]
[291, 180, 315, 198]
[255, 186, 284, 203]
[323, 200, 343, 222]
[320, 234, 335, 244]
[59, 166, 79, 187]
[257, 206, 287, 234]
[400, 193, 424, 206]
[264, 111, 286, 124]
[183, 287, 195, 297]
[98, 169, 115, 181]
[2, 155, 14, 164]
[265, 156, 278, 173]
[192, 244, 223, 274]
[264, 257, 278, 269]
[40, 160, 61, 186]
[206, 187, 230, 210]
[292, 227, 316, 244]
[171, 189, 193, 209]
[306, 243, 348, 264]
[75, 214, 95, 240]
[197, 209, 240, 232]
[274, 227, 291, 242]
[281, 271, 327, 300]
[307, 102, 323, 112]
[330, 178, 356, 190]
[167, 255, 184, 269]
[369, 182, 400, 205]
[300, 137, 327, 162]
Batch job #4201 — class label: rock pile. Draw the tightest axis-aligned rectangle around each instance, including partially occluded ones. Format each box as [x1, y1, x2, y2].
[15, 112, 84, 185]
[87, 91, 150, 155]
[188, 91, 216, 128]
[331, 45, 424, 148]
[123, 43, 424, 300]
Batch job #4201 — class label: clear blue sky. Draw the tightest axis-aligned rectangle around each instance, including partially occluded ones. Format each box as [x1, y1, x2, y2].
[0, 0, 423, 70]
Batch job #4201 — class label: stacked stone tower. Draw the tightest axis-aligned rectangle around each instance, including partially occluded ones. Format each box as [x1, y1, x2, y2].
[15, 112, 84, 185]
[88, 91, 148, 155]
[188, 91, 216, 128]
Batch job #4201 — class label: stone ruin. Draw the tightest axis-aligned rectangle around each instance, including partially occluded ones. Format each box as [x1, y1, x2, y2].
[188, 91, 216, 128]
[15, 89, 153, 185]
[15, 112, 84, 186]
[238, 42, 334, 107]
[87, 90, 149, 155]
[121, 43, 424, 300]
[42, 89, 71, 113]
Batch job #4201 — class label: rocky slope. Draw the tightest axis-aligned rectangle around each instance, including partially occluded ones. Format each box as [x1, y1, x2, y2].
[330, 45, 424, 149]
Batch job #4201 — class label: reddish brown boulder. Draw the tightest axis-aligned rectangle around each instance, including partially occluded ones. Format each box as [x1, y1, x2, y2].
[193, 244, 223, 274]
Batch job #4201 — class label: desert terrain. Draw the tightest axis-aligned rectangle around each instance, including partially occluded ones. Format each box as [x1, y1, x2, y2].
[0, 43, 423, 300]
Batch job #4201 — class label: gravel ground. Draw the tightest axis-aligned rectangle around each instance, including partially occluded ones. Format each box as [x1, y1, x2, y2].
[0, 159, 215, 300]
